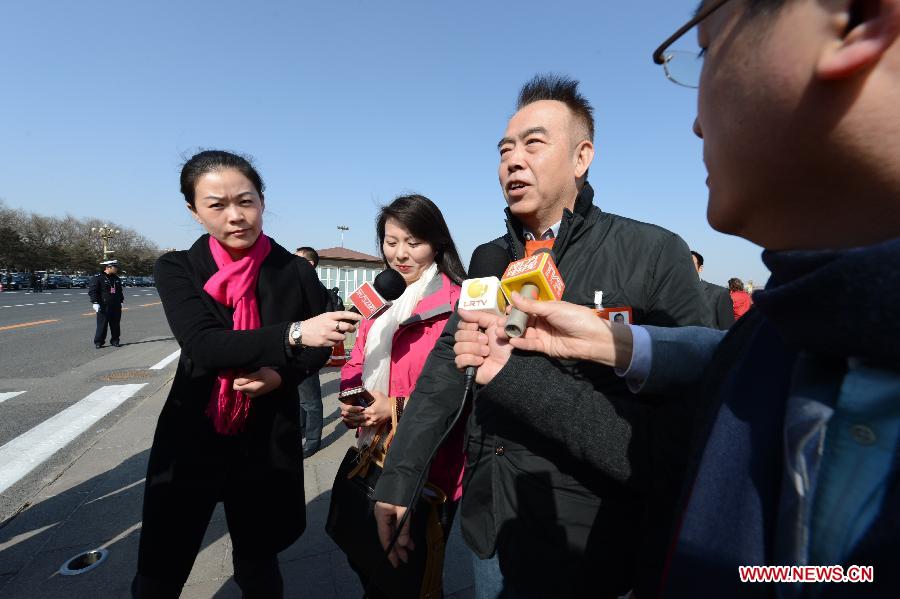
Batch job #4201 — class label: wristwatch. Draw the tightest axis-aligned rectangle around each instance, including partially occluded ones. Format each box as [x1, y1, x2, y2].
[288, 321, 303, 347]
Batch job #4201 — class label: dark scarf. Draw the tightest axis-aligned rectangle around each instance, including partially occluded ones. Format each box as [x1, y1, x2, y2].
[754, 236, 900, 363]
[664, 236, 900, 598]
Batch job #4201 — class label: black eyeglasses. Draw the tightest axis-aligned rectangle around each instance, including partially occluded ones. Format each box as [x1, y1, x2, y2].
[652, 0, 733, 88]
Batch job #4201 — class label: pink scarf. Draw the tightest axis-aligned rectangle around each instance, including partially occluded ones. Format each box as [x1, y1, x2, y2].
[202, 233, 272, 435]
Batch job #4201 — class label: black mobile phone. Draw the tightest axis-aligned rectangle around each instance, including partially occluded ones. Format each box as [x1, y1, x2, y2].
[338, 385, 374, 408]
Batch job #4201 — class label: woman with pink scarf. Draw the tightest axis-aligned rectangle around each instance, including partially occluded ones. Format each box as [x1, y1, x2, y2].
[133, 150, 361, 598]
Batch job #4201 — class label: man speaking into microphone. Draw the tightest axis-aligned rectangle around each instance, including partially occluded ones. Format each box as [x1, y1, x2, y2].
[374, 75, 704, 598]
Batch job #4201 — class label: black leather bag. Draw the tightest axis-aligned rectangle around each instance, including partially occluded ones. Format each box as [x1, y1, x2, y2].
[325, 445, 448, 599]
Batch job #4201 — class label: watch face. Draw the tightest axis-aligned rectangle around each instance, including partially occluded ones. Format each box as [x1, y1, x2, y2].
[291, 326, 301, 340]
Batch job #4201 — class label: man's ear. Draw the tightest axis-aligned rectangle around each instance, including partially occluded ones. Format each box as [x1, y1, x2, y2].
[817, 0, 900, 80]
[573, 140, 595, 179]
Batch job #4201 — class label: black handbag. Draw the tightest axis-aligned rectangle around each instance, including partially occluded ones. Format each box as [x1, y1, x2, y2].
[325, 442, 449, 599]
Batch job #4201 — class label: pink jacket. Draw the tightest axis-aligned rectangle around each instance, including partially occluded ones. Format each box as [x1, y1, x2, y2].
[340, 272, 466, 500]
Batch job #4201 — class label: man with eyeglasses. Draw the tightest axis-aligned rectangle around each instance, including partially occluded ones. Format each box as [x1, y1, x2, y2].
[455, 0, 900, 595]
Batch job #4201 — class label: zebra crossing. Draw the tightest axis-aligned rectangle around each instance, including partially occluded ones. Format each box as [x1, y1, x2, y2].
[0, 348, 180, 497]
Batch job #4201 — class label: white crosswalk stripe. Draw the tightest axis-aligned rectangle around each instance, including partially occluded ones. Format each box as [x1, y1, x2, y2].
[0, 384, 147, 495]
[0, 391, 26, 404]
[150, 349, 181, 370]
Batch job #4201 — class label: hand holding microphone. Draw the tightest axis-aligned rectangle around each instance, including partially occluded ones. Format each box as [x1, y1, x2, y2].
[298, 311, 362, 347]
[454, 244, 514, 386]
[454, 311, 511, 386]
[301, 269, 405, 348]
[499, 249, 565, 338]
[505, 292, 633, 368]
[345, 268, 406, 320]
[455, 248, 568, 384]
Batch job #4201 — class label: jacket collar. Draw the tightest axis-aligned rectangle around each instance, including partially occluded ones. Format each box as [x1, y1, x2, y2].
[503, 182, 600, 261]
[398, 273, 458, 327]
[185, 233, 292, 327]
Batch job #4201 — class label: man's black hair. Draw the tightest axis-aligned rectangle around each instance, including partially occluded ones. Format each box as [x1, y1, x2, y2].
[517, 74, 594, 143]
[295, 246, 319, 267]
[690, 250, 704, 267]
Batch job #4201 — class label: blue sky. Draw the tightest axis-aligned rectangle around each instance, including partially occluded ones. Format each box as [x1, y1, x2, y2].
[0, 0, 769, 287]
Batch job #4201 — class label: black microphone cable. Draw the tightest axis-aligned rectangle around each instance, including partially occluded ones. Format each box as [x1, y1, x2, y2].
[366, 381, 473, 597]
[366, 244, 509, 596]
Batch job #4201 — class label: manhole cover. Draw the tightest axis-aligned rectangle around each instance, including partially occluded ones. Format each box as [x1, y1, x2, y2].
[99, 369, 154, 381]
[59, 548, 109, 575]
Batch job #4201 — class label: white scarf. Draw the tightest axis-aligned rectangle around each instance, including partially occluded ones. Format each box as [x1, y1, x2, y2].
[358, 262, 439, 447]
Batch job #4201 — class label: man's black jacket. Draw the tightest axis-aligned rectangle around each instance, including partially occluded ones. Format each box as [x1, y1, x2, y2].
[375, 183, 706, 597]
[88, 272, 125, 307]
[700, 279, 734, 330]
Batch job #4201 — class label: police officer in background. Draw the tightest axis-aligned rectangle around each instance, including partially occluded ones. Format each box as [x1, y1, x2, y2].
[89, 259, 125, 348]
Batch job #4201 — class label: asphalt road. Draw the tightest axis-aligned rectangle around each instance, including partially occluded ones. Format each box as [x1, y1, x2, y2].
[0, 287, 179, 523]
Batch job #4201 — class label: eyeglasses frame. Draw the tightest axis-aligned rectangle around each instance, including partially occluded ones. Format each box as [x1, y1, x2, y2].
[652, 0, 733, 66]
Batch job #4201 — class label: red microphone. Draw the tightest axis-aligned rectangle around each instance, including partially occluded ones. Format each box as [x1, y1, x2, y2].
[346, 268, 406, 319]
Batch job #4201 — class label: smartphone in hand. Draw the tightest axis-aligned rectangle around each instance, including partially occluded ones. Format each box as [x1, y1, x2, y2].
[338, 385, 374, 408]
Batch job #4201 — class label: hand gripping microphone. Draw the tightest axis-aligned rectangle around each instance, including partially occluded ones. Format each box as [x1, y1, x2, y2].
[346, 268, 406, 319]
[461, 244, 511, 388]
[500, 248, 565, 338]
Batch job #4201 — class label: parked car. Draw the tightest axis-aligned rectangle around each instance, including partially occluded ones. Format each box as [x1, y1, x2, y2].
[45, 275, 72, 289]
[70, 276, 89, 288]
[2, 274, 25, 291]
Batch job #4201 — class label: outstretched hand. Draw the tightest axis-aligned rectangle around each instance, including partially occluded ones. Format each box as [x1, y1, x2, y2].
[299, 311, 362, 347]
[505, 292, 633, 369]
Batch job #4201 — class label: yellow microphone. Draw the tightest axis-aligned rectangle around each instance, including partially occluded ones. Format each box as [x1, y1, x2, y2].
[499, 250, 565, 338]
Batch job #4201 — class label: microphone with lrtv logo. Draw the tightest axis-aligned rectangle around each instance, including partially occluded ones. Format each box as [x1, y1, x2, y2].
[460, 244, 512, 387]
[346, 268, 406, 319]
[461, 243, 512, 315]
[459, 277, 508, 316]
[500, 248, 565, 338]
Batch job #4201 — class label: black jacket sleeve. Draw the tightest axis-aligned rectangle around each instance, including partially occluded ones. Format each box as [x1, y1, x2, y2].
[714, 287, 734, 330]
[276, 259, 331, 386]
[644, 234, 707, 327]
[155, 252, 297, 373]
[374, 312, 467, 506]
[87, 276, 101, 304]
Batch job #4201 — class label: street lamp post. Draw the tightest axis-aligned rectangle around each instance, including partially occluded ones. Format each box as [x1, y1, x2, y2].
[337, 225, 349, 248]
[91, 225, 120, 261]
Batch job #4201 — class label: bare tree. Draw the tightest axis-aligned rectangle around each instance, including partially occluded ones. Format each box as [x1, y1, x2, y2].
[0, 200, 161, 274]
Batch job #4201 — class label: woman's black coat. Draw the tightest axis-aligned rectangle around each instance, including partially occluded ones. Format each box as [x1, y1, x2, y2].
[145, 234, 330, 552]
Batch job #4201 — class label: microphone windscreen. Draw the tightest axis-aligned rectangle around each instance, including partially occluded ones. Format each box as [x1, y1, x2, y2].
[373, 268, 407, 301]
[468, 243, 510, 279]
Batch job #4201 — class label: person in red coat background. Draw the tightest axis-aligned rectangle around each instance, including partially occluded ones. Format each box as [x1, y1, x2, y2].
[728, 277, 753, 320]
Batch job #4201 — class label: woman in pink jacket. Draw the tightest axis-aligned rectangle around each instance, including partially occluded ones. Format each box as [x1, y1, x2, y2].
[338, 194, 467, 597]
